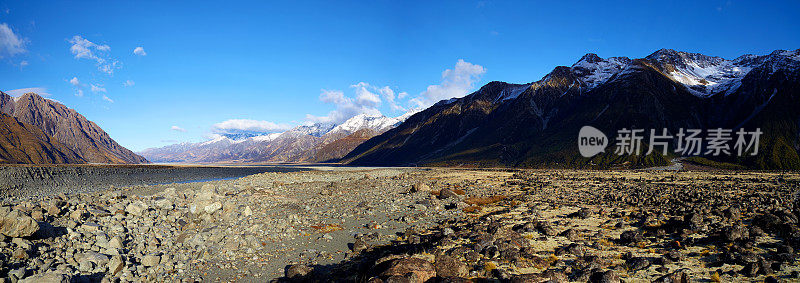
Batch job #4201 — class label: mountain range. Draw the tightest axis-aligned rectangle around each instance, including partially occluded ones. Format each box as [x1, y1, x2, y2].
[139, 113, 404, 163]
[0, 91, 148, 164]
[343, 49, 800, 169]
[6, 48, 798, 169]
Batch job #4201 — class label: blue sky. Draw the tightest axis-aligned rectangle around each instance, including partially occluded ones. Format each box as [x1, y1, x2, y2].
[1, 0, 798, 151]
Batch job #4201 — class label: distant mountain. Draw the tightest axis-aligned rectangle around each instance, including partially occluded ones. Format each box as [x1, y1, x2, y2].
[0, 91, 148, 164]
[140, 113, 404, 163]
[343, 49, 800, 169]
[0, 113, 85, 164]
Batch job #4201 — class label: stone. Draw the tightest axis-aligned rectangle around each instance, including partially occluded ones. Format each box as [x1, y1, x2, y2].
[204, 202, 223, 214]
[352, 238, 368, 253]
[244, 206, 253, 217]
[411, 183, 431, 193]
[439, 189, 459, 200]
[107, 255, 125, 275]
[589, 270, 620, 283]
[69, 209, 85, 221]
[109, 236, 124, 249]
[12, 247, 28, 260]
[723, 225, 749, 242]
[627, 257, 651, 271]
[19, 270, 72, 283]
[8, 267, 26, 280]
[0, 206, 40, 237]
[378, 258, 435, 282]
[435, 254, 468, 277]
[620, 230, 643, 245]
[654, 269, 690, 282]
[285, 264, 313, 278]
[154, 197, 174, 210]
[31, 210, 44, 222]
[125, 201, 149, 216]
[80, 222, 101, 233]
[142, 254, 161, 267]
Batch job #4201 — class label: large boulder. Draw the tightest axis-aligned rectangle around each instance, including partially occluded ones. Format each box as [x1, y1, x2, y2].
[377, 257, 435, 282]
[19, 270, 72, 283]
[0, 206, 40, 237]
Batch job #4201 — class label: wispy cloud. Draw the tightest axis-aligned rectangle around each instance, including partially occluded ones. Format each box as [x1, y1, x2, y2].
[101, 95, 114, 103]
[69, 35, 119, 75]
[133, 46, 146, 56]
[6, 87, 50, 97]
[90, 84, 106, 93]
[123, 80, 135, 87]
[170, 125, 186, 132]
[409, 59, 486, 108]
[212, 119, 292, 135]
[69, 77, 80, 86]
[75, 89, 83, 97]
[0, 23, 26, 58]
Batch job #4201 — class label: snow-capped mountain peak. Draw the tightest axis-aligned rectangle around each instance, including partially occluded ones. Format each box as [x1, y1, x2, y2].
[329, 114, 399, 135]
[290, 122, 336, 137]
[644, 48, 800, 97]
[571, 54, 632, 89]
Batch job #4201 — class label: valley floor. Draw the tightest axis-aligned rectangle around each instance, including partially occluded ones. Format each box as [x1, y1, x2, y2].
[0, 168, 798, 282]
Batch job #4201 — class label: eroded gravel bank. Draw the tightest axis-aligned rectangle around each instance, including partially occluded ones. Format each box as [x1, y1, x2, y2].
[0, 165, 305, 200]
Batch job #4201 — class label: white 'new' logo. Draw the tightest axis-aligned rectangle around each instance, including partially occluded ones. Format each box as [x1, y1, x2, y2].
[578, 126, 608, 158]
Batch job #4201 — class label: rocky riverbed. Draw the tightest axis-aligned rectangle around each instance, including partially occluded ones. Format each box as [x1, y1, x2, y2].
[0, 165, 305, 200]
[0, 168, 798, 282]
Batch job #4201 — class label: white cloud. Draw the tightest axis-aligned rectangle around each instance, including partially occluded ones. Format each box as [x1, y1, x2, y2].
[352, 82, 381, 108]
[213, 119, 292, 134]
[69, 77, 80, 86]
[90, 84, 106, 93]
[133, 46, 146, 56]
[6, 87, 50, 97]
[69, 35, 119, 75]
[411, 59, 486, 108]
[123, 80, 135, 87]
[19, 60, 28, 67]
[377, 85, 405, 111]
[319, 89, 348, 104]
[75, 89, 84, 97]
[0, 23, 25, 58]
[306, 84, 387, 124]
[170, 125, 186, 132]
[101, 94, 114, 103]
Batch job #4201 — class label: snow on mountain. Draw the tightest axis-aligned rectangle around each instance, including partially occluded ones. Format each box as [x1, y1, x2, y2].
[568, 49, 800, 97]
[251, 132, 283, 142]
[328, 113, 400, 135]
[644, 49, 755, 97]
[289, 122, 336, 137]
[199, 134, 233, 146]
[571, 54, 632, 89]
[494, 83, 532, 102]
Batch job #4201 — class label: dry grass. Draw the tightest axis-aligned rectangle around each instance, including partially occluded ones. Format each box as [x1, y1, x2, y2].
[464, 195, 507, 206]
[710, 271, 721, 282]
[484, 261, 497, 271]
[310, 224, 343, 233]
[463, 206, 483, 213]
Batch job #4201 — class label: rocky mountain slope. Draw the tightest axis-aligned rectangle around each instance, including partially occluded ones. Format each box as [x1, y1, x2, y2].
[140, 114, 403, 163]
[0, 91, 148, 164]
[343, 49, 800, 169]
[0, 113, 85, 164]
